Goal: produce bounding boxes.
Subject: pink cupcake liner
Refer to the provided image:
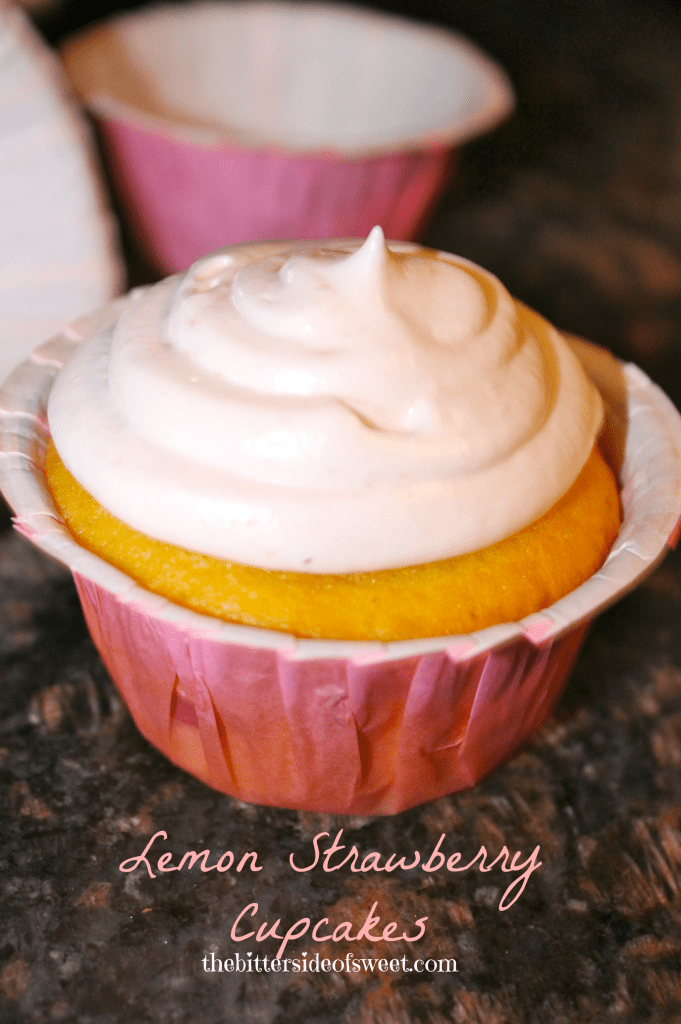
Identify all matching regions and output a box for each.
[2,316,681,814]
[94,118,456,274]
[73,573,589,814]
[59,2,513,272]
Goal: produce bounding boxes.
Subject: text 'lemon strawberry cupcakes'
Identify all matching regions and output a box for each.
[2,229,680,814]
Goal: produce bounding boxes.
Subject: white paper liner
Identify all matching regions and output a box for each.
[1,304,681,665]
[0,3,123,385]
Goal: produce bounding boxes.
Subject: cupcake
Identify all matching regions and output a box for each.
[1,230,680,815]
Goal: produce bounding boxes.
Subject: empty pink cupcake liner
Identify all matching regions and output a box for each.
[60,2,514,272]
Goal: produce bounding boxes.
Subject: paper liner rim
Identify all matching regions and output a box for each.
[59,1,515,158]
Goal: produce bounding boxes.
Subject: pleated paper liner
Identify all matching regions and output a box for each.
[1,316,680,814]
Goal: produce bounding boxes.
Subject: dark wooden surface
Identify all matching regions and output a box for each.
[2,1,681,1020]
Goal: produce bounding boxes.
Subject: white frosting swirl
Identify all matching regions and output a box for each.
[48,228,603,572]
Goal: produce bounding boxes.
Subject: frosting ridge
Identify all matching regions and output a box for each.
[48,229,604,572]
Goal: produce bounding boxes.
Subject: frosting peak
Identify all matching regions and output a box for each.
[48,233,604,572]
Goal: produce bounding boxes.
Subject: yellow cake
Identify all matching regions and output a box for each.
[45,441,619,641]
